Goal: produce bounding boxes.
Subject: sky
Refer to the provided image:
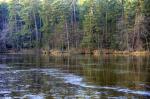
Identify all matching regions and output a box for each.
[79,0,87,5]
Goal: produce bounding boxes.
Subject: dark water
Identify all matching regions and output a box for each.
[0,54,150,99]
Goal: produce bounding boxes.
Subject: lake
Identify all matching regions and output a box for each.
[0,54,150,99]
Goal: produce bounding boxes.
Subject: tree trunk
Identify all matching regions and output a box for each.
[33,10,39,48]
[65,20,70,51]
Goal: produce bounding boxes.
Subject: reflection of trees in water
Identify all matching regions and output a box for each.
[3,54,149,93]
[48,55,150,90]
[39,55,150,91]
[123,56,149,90]
[145,56,150,91]
[82,55,118,86]
[0,54,150,98]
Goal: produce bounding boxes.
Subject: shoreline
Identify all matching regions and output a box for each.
[42,49,150,56]
[1,49,150,56]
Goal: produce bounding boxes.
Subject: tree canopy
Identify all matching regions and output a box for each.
[0,0,149,51]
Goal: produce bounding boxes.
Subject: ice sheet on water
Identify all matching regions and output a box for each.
[21,94,45,99]
[40,68,150,97]
[0,97,12,99]
[0,64,11,69]
[1,67,150,97]
[0,90,11,94]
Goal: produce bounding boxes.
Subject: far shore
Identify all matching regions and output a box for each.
[1,48,150,57]
[42,48,150,56]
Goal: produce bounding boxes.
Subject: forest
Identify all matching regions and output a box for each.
[0,0,150,54]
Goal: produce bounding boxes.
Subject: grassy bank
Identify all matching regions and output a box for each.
[2,48,149,56]
[42,48,150,56]
[93,50,150,56]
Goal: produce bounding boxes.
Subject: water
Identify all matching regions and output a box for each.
[0,54,150,99]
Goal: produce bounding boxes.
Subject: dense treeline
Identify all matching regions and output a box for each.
[0,0,150,52]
